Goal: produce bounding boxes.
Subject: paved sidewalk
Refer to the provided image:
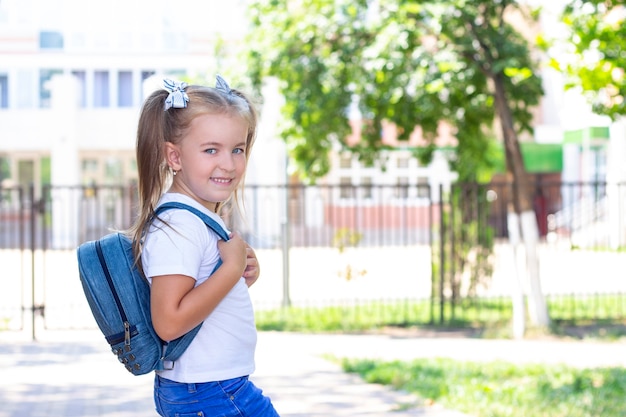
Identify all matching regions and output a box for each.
[1,330,625,417]
[253,333,470,417]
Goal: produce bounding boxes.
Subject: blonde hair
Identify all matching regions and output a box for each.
[128,81,258,268]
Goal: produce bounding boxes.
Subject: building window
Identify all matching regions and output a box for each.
[94,71,110,108]
[118,71,133,107]
[105,158,123,182]
[417,176,430,198]
[141,70,156,100]
[39,69,63,108]
[397,157,409,169]
[71,70,87,108]
[339,155,352,169]
[17,159,34,190]
[82,159,99,173]
[81,159,99,191]
[39,31,64,49]
[340,176,353,199]
[361,176,372,199]
[0,75,7,108]
[395,176,409,198]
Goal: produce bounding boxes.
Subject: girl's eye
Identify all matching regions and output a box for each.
[205,148,217,155]
[233,148,245,155]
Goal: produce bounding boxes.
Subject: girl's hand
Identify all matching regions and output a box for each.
[243,243,260,287]
[217,232,247,279]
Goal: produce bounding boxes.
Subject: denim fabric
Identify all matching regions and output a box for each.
[77,202,230,375]
[154,375,280,417]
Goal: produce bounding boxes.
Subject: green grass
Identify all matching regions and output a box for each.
[254,295,626,338]
[340,357,626,417]
[255,300,435,333]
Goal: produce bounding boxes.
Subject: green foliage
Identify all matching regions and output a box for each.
[332,227,363,253]
[332,227,367,281]
[557,0,626,119]
[342,357,626,417]
[246,0,542,183]
[429,183,496,325]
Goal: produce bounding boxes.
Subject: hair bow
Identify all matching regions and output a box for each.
[163,79,189,111]
[215,74,233,95]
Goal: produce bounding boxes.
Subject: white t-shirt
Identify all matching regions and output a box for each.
[142,193,257,383]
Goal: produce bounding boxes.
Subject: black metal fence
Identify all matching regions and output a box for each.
[2,181,626,250]
[1,180,626,333]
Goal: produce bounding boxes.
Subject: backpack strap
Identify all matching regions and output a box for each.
[156,202,230,241]
[152,201,231,370]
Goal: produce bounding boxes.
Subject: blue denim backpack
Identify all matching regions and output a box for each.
[76,202,229,375]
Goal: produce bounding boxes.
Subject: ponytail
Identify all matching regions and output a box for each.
[129,89,171,268]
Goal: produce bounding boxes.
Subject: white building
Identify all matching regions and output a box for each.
[0,0,254,191]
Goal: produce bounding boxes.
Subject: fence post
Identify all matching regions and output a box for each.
[438,184,445,324]
[281,184,291,307]
[429,185,435,325]
[29,183,36,341]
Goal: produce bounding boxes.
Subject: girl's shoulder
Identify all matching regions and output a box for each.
[157,193,228,230]
[151,195,226,245]
[153,208,211,239]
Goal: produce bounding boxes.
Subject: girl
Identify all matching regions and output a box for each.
[129,76,280,417]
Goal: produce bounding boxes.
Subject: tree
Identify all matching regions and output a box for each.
[246,0,550,332]
[556,0,626,120]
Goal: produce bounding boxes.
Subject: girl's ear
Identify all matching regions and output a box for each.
[164,142,182,171]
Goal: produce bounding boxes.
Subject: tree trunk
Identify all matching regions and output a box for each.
[492,74,550,329]
[506,212,526,339]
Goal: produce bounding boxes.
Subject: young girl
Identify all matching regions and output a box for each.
[129,76,280,417]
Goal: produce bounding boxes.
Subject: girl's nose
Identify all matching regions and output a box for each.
[218,153,236,171]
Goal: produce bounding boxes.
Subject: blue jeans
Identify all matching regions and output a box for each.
[154,374,280,417]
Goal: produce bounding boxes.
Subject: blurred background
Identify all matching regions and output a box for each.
[1,0,625,340]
